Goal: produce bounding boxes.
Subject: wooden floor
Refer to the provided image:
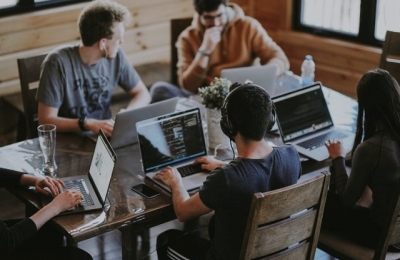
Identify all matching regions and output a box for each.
[0,188,338,260]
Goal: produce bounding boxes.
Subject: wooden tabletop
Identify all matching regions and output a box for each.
[0,133,176,245]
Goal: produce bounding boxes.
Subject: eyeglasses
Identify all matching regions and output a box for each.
[201,12,225,22]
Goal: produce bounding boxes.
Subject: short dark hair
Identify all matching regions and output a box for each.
[226,82,273,141]
[78,0,131,46]
[193,0,227,14]
[353,68,400,154]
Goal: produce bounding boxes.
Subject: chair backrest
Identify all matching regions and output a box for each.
[170,17,192,86]
[379,30,400,84]
[240,171,330,260]
[318,176,400,260]
[17,53,47,139]
[372,178,400,259]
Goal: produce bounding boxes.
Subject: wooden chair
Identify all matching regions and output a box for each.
[170,17,192,86]
[318,178,400,260]
[240,171,330,260]
[17,53,47,139]
[379,30,400,84]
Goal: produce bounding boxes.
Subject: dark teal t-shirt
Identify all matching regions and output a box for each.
[199,145,301,260]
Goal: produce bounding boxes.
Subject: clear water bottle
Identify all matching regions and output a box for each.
[301,55,315,86]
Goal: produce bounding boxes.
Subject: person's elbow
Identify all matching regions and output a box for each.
[175,207,193,222]
[38,103,57,125]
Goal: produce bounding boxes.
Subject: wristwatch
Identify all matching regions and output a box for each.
[198,49,211,57]
[78,116,87,131]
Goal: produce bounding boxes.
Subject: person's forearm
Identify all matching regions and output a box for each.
[39,116,81,132]
[180,58,209,93]
[126,90,151,110]
[29,204,61,230]
[19,174,40,187]
[170,180,191,222]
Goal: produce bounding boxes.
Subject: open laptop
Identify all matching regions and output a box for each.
[85,98,178,147]
[136,108,209,193]
[42,129,117,215]
[272,82,355,161]
[221,64,278,95]
[110,97,179,148]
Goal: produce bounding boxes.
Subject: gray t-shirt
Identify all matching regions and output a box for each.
[36,45,141,119]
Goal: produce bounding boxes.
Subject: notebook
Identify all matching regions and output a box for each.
[221,64,278,96]
[136,108,209,193]
[85,97,178,147]
[41,129,117,215]
[272,82,355,161]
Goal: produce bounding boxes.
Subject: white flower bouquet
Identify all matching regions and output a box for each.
[199,77,231,109]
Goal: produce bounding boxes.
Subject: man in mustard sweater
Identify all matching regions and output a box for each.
[150,0,289,102]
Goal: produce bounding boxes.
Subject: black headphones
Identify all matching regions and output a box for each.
[220,83,276,140]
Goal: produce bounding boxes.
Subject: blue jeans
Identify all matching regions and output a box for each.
[150,81,193,103]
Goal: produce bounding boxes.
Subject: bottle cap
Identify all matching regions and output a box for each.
[305,55,313,60]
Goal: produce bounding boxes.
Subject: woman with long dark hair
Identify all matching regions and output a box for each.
[323,68,400,249]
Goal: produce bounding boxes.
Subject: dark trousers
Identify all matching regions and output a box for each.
[150,81,192,103]
[157,216,215,260]
[4,219,92,260]
[157,229,211,260]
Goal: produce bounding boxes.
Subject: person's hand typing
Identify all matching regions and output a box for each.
[50,189,84,213]
[193,156,226,172]
[325,139,347,159]
[85,118,114,136]
[154,166,182,188]
[35,176,65,196]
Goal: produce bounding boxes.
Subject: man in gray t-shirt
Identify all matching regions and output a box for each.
[36,1,151,136]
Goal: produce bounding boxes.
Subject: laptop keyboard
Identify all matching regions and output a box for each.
[297,131,348,150]
[177,164,203,177]
[64,179,94,206]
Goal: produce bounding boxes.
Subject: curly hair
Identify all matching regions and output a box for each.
[78,0,131,46]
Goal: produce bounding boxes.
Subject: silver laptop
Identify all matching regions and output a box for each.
[136,108,209,193]
[221,64,278,95]
[85,98,178,147]
[42,129,117,215]
[272,82,355,161]
[110,97,179,148]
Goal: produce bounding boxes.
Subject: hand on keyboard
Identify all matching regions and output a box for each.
[325,139,347,159]
[50,189,84,213]
[193,156,227,172]
[153,166,181,188]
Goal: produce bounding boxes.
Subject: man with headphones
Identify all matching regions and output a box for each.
[36,1,151,137]
[154,82,301,260]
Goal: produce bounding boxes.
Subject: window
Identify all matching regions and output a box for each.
[0,0,91,17]
[293,0,400,47]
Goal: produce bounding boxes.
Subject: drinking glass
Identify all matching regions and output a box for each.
[37,124,57,176]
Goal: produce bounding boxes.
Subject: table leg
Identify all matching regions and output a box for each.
[121,225,138,260]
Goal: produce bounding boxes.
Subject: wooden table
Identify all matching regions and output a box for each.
[0,86,358,259]
[0,133,176,259]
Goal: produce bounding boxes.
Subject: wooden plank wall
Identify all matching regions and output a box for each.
[0,0,383,98]
[0,0,196,95]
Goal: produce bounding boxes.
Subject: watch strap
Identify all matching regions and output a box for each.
[78,116,87,131]
[198,49,211,57]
